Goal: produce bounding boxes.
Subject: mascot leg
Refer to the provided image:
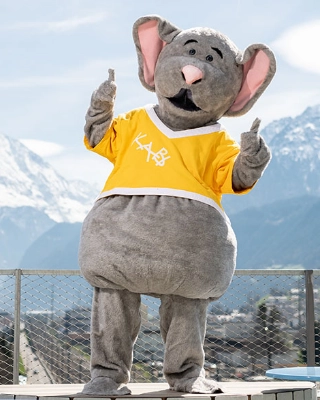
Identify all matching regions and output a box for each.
[159,294,222,394]
[82,287,141,395]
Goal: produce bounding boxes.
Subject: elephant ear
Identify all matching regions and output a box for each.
[132,15,181,92]
[225,44,276,117]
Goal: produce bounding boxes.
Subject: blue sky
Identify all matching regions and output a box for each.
[1,0,320,187]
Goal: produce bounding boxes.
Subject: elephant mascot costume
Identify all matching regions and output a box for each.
[79,14,276,395]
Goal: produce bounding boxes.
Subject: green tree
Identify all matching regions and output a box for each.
[249,301,288,371]
[298,321,320,365]
[0,327,14,383]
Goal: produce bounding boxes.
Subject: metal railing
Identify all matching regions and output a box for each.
[0,269,319,385]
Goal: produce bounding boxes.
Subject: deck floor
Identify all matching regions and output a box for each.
[0,382,317,400]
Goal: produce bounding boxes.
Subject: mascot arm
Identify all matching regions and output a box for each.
[232,118,271,192]
[85,69,117,148]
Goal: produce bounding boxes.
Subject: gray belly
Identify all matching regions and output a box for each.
[79,195,237,300]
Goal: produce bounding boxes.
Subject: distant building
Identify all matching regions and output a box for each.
[25,310,54,325]
[63,307,91,345]
[134,327,164,362]
[134,304,164,363]
[0,312,13,330]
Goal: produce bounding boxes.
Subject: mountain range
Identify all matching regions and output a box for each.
[234,195,320,270]
[0,132,98,269]
[0,132,97,224]
[223,104,320,214]
[1,104,320,271]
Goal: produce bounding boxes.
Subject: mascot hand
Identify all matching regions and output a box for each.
[85,69,117,147]
[249,117,261,134]
[232,118,271,191]
[92,69,117,105]
[239,118,269,158]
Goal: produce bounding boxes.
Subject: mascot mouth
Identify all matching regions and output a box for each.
[167,89,201,112]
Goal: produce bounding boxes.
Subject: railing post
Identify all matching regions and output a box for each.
[305,269,316,366]
[13,269,22,384]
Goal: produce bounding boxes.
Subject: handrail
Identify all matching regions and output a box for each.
[0,268,317,383]
[1,268,319,276]
[305,270,316,366]
[13,269,21,384]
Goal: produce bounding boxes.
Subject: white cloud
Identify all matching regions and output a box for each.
[48,150,113,187]
[20,139,65,157]
[46,14,107,32]
[272,20,320,74]
[0,58,137,88]
[2,13,107,33]
[0,75,92,89]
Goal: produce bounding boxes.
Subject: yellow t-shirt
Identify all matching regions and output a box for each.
[84,105,248,220]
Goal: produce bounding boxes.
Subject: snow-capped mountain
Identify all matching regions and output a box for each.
[223,104,320,214]
[0,132,98,223]
[265,104,320,196]
[270,105,320,166]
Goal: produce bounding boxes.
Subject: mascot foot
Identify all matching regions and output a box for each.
[171,376,223,394]
[81,377,131,395]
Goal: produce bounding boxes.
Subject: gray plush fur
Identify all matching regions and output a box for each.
[79,14,276,395]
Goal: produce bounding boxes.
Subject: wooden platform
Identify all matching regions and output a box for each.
[0,382,317,400]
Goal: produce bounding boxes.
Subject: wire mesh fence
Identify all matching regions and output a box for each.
[0,269,318,385]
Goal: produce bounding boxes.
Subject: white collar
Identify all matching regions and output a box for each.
[144,104,224,139]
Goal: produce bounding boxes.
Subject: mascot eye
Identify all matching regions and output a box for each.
[189,49,196,55]
[206,55,213,62]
